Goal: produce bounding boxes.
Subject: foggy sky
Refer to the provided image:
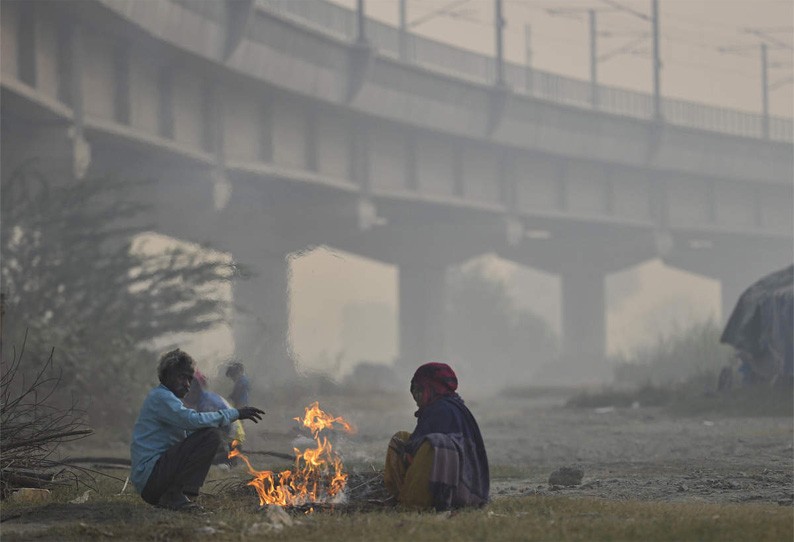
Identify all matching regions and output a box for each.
[333,0,793,117]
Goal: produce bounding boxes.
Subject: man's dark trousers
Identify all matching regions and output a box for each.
[141,428,222,505]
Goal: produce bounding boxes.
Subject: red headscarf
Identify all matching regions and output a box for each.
[410,362,458,408]
[194,370,208,389]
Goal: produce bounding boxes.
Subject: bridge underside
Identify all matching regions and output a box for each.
[2,0,792,387]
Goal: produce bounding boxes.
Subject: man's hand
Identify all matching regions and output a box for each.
[237,406,266,423]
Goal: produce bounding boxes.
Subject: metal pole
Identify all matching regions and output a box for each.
[651,0,661,119]
[761,42,770,139]
[524,24,533,94]
[399,0,408,60]
[589,10,598,108]
[357,0,366,44]
[495,0,504,86]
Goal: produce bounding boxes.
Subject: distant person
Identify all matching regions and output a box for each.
[130,349,264,512]
[385,362,490,511]
[182,371,246,467]
[225,362,251,408]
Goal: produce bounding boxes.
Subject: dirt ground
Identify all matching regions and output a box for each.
[242,387,794,507]
[2,387,792,538]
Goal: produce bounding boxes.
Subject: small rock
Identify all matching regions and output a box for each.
[260,505,294,528]
[677,484,688,492]
[195,526,216,535]
[70,490,91,504]
[548,466,584,487]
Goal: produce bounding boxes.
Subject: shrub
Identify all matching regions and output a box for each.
[612,319,735,390]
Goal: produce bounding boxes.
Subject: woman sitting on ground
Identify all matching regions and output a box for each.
[385,362,489,511]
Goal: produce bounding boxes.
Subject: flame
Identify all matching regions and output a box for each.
[229,402,357,508]
[294,401,357,438]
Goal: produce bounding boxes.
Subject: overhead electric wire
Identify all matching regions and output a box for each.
[596,0,649,22]
[744,28,793,50]
[398,0,792,88]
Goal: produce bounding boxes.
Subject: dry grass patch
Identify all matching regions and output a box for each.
[3,479,791,542]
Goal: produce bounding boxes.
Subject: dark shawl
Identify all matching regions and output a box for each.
[406,394,490,511]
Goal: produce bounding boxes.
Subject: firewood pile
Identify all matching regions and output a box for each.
[213,469,392,513]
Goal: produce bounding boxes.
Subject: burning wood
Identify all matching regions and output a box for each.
[229,402,357,509]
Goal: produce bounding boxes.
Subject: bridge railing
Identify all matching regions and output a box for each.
[257,0,792,142]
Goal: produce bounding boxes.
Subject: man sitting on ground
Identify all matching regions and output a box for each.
[130,349,265,511]
[385,362,490,511]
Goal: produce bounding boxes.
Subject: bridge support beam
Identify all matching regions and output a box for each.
[560,268,607,374]
[662,237,793,325]
[398,260,447,374]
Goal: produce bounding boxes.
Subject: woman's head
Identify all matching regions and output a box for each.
[410,362,458,408]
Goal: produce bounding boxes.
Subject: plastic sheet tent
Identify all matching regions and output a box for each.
[721,265,793,380]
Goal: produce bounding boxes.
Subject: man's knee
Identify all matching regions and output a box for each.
[192,427,223,447]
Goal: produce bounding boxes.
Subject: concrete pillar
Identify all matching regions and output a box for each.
[230,246,296,386]
[398,260,447,373]
[560,268,606,367]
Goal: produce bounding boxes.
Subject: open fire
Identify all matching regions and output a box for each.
[229,402,357,508]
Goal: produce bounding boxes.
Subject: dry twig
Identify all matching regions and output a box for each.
[0,330,94,497]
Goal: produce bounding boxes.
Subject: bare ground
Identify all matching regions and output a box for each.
[2,387,791,538]
[236,387,793,507]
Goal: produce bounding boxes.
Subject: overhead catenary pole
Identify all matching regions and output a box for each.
[399,0,408,60]
[524,24,533,93]
[651,0,661,119]
[761,42,770,139]
[495,0,505,87]
[589,9,598,107]
[357,0,366,44]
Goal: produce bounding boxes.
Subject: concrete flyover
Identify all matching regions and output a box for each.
[2,0,792,382]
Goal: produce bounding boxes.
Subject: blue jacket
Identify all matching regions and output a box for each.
[130,384,239,493]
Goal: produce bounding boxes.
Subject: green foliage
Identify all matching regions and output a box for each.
[612,319,735,389]
[445,262,558,392]
[0,165,237,427]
